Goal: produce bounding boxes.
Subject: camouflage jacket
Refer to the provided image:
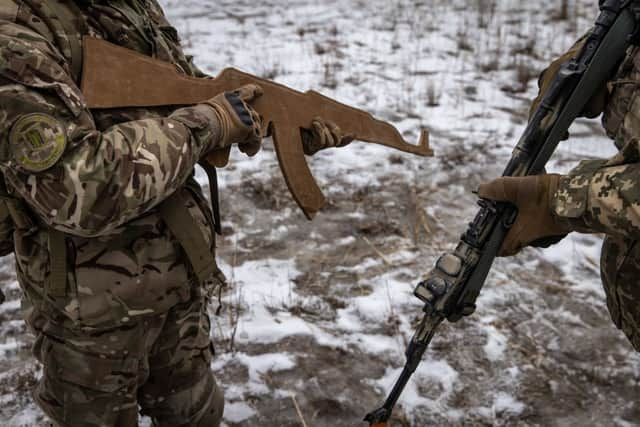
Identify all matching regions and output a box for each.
[0,0,224,327]
[552,45,640,240]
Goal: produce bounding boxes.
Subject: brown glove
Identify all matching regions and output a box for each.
[204,84,264,157]
[301,117,354,156]
[477,174,571,257]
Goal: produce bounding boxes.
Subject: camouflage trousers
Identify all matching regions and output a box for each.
[601,235,640,352]
[26,294,224,427]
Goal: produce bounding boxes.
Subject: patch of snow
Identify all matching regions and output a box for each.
[483,324,508,362]
[0,338,20,356]
[236,352,297,384]
[6,407,42,427]
[372,357,459,420]
[224,402,257,424]
[492,392,526,416]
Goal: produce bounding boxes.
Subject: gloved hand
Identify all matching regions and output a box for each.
[530,32,609,120]
[477,174,572,256]
[204,84,264,157]
[301,117,354,155]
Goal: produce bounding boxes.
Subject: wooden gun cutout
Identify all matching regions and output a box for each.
[80,37,432,219]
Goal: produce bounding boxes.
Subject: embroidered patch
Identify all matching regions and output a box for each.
[9,113,67,172]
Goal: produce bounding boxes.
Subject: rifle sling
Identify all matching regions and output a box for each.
[199,162,222,236]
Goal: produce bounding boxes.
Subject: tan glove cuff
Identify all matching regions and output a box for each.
[202,98,251,150]
[203,102,232,148]
[202,90,263,157]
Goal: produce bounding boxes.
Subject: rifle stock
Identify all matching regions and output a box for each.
[80,37,432,219]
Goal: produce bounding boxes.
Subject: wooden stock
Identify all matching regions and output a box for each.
[80,37,432,219]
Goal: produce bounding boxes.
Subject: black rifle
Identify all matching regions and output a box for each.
[365,1,640,425]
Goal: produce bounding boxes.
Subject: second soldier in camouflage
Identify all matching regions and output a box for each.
[479,36,640,353]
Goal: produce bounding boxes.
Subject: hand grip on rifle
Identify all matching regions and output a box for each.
[203,85,264,161]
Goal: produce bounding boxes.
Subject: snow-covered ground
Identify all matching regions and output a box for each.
[2,1,639,426]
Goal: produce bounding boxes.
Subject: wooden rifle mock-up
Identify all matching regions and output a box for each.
[80,37,432,220]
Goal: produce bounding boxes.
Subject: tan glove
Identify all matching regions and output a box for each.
[204,84,264,157]
[301,117,354,155]
[477,174,571,257]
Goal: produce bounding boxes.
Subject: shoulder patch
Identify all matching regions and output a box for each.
[9,113,67,172]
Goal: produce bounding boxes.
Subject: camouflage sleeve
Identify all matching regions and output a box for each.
[552,139,640,238]
[0,23,220,237]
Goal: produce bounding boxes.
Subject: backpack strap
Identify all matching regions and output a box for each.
[0,174,67,297]
[0,175,31,231]
[158,188,221,286]
[157,162,223,286]
[23,0,87,82]
[42,0,87,82]
[47,230,68,297]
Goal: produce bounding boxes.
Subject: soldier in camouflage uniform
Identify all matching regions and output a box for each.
[0,1,352,426]
[479,35,640,352]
